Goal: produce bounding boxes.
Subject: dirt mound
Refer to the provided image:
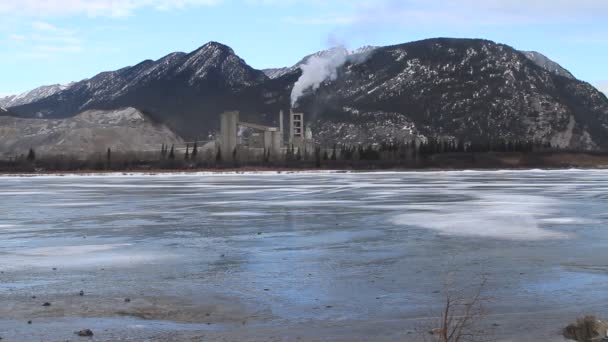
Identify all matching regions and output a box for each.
[0,107,183,157]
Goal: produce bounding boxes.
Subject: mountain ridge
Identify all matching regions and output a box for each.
[4,38,608,151]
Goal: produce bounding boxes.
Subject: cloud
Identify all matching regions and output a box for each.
[36,45,82,53]
[32,21,61,31]
[8,34,27,42]
[0,0,223,17]
[6,21,82,57]
[284,0,608,27]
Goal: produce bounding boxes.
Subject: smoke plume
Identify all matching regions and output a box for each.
[290,46,349,108]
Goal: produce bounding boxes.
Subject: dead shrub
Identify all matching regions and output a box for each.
[563,315,607,342]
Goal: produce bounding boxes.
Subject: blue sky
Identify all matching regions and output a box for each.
[1,0,607,96]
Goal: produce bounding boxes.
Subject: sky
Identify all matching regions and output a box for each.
[0,0,607,96]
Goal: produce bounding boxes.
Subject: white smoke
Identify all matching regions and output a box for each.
[290,46,349,108]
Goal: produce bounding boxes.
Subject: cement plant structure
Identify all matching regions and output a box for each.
[219,110,312,161]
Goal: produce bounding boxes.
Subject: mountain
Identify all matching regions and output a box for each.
[0,107,183,157]
[0,84,72,108]
[8,42,269,139]
[292,39,607,149]
[5,38,608,150]
[522,51,575,80]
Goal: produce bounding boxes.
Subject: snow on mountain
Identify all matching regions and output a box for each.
[0,83,73,108]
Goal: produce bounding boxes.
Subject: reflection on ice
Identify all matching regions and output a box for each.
[0,243,176,270]
[391,194,569,240]
[211,211,267,217]
[18,244,131,256]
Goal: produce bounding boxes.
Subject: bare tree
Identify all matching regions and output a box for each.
[424,276,491,342]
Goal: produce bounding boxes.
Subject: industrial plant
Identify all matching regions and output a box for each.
[219,110,314,161]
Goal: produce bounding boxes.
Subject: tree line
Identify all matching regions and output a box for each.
[0,137,595,173]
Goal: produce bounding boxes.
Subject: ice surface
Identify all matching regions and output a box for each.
[1,170,608,341]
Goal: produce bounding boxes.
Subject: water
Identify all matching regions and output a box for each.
[1,170,607,341]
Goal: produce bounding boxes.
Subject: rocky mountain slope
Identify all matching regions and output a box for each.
[5,38,608,150]
[0,107,183,157]
[0,84,72,108]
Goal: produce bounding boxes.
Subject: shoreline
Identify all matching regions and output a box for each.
[1,165,608,177]
[3,151,608,176]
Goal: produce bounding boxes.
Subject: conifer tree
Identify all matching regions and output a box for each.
[216,147,222,162]
[191,142,198,159]
[161,144,168,158]
[169,145,175,160]
[315,147,321,168]
[185,144,190,160]
[26,148,36,162]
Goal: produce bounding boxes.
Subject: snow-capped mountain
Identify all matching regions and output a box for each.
[0,84,72,108]
[6,38,608,150]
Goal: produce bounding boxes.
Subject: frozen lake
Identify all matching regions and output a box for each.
[1,170,608,341]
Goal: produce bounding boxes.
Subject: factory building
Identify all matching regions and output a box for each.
[219,110,313,161]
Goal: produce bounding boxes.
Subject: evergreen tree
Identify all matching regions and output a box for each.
[169,145,175,160]
[191,142,198,159]
[323,150,329,161]
[331,144,337,160]
[216,147,222,162]
[26,148,36,162]
[314,147,321,168]
[160,144,165,157]
[185,144,190,160]
[286,145,294,161]
[106,148,111,167]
